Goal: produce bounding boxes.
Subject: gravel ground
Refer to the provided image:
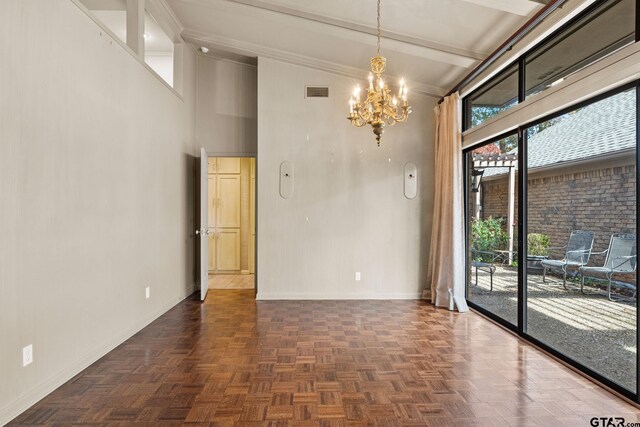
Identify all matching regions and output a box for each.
[469,266,637,392]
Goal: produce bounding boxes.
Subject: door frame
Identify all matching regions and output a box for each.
[205,153,257,295]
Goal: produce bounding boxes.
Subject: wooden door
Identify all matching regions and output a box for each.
[217,175,241,228]
[217,157,241,174]
[209,158,243,274]
[208,175,216,271]
[249,158,256,274]
[217,229,241,271]
[198,148,209,301]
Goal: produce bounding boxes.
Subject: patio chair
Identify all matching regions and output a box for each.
[579,233,637,301]
[471,250,497,291]
[541,230,595,289]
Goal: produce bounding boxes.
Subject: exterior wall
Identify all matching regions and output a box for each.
[481,162,636,281]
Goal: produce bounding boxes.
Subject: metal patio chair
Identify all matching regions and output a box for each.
[579,233,637,301]
[471,250,498,291]
[541,230,595,289]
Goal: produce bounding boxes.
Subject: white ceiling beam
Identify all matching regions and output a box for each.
[182,29,448,98]
[126,0,145,56]
[225,0,485,61]
[458,0,542,16]
[179,0,484,67]
[78,0,127,10]
[146,0,185,42]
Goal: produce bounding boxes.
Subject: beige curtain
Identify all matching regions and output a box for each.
[423,92,469,312]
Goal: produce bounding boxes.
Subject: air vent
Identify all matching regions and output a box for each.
[306,86,329,98]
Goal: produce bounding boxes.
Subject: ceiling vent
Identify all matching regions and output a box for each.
[306,86,329,98]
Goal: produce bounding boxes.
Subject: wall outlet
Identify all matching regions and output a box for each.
[22,344,33,367]
[145,286,150,299]
[355,272,361,281]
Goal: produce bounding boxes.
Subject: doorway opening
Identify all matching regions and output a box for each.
[206,157,256,290]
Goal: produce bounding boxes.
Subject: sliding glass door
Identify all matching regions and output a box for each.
[466,134,519,327]
[465,85,639,399]
[524,87,637,393]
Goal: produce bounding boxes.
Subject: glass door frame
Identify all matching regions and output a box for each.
[463,129,521,333]
[463,81,640,403]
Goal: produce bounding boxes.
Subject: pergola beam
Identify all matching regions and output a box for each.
[474,160,517,168]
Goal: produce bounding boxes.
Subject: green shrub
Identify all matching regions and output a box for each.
[528,233,550,257]
[471,217,509,262]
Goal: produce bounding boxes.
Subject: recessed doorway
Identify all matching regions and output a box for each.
[206,156,255,290]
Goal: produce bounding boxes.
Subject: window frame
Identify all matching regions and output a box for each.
[463,0,639,132]
[463,80,640,403]
[463,129,520,332]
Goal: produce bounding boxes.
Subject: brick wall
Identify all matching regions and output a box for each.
[480,162,636,282]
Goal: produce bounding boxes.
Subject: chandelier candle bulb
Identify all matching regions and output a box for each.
[368,73,374,90]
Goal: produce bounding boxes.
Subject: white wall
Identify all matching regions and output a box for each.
[256,57,436,299]
[196,55,257,155]
[0,1,197,423]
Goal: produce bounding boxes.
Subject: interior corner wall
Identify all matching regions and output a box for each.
[256,57,437,300]
[0,1,197,424]
[196,55,257,155]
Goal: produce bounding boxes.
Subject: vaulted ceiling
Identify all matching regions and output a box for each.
[168,0,548,97]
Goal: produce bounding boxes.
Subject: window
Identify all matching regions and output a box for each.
[464,62,519,130]
[462,0,640,404]
[466,133,519,326]
[79,0,127,45]
[463,0,637,131]
[77,0,179,90]
[525,0,635,99]
[524,88,637,392]
[144,10,174,87]
[465,84,639,400]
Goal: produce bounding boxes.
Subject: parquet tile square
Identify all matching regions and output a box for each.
[8,290,640,426]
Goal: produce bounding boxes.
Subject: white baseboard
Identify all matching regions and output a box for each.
[256,292,423,300]
[0,290,193,426]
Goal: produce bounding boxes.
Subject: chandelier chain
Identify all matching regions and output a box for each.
[376,0,381,56]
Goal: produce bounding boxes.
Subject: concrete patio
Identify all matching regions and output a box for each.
[469,265,637,392]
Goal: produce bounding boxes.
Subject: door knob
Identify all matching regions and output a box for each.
[195,230,200,235]
[206,229,211,235]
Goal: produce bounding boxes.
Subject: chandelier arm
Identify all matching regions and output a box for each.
[357,108,373,123]
[353,118,368,127]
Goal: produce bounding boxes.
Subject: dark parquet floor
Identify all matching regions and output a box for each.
[9,290,640,426]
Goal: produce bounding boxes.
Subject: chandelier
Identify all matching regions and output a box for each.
[348,0,411,146]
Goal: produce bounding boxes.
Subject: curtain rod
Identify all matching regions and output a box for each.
[439,0,569,103]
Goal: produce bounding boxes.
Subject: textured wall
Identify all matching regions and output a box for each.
[0,1,196,423]
[256,57,437,299]
[196,55,257,155]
